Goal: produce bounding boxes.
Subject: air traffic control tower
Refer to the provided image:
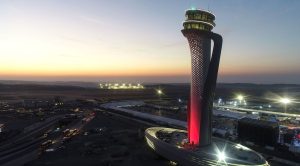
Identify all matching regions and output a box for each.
[182,9,221,147]
[145,8,269,166]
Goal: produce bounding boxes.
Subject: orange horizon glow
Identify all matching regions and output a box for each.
[1,1,299,83]
[1,58,298,78]
[0,64,189,77]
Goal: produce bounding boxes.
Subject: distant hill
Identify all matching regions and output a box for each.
[0,83,86,91]
[0,80,98,88]
[1,80,299,89]
[0,81,299,108]
[217,83,300,89]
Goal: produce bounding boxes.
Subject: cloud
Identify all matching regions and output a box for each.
[57,54,82,58]
[79,15,104,25]
[60,35,86,43]
[59,35,98,46]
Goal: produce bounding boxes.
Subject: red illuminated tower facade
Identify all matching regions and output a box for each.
[144,8,268,166]
[182,9,223,146]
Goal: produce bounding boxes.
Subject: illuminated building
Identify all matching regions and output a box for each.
[182,8,222,146]
[99,83,144,89]
[145,127,268,166]
[145,8,268,166]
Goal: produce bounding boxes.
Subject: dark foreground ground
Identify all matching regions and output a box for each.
[25,110,290,166]
[26,111,168,166]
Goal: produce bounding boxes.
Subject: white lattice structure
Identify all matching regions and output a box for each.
[186,34,211,98]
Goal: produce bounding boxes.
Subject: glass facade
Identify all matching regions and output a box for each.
[183,9,215,31]
[183,23,212,31]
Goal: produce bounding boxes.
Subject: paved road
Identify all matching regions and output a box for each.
[27,110,169,166]
[0,115,63,152]
[216,105,300,118]
[0,114,93,166]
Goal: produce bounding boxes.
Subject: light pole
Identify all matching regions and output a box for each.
[156,89,163,116]
[236,95,244,106]
[279,97,291,113]
[156,89,163,102]
[157,89,162,96]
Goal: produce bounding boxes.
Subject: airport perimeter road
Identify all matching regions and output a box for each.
[0,115,64,152]
[48,113,95,151]
[27,111,169,166]
[0,114,94,166]
[0,116,63,166]
[216,105,300,118]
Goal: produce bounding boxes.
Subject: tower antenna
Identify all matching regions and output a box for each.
[208,0,211,12]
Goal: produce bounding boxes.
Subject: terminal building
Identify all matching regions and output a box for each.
[99,83,144,89]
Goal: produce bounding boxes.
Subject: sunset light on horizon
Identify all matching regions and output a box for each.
[2,2,300,165]
[1,0,300,83]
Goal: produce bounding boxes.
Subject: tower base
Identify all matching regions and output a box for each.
[145,127,269,166]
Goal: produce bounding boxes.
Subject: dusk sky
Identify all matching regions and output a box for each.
[0,0,299,83]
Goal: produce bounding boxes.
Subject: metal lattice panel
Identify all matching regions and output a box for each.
[182,30,215,146]
[186,33,211,99]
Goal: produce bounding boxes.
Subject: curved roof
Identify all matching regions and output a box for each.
[185,9,216,20]
[183,20,215,28]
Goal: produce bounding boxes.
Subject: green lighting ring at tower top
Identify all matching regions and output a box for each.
[183,9,216,31]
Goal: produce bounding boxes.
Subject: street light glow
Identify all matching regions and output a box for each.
[217,151,226,161]
[157,89,163,95]
[278,97,292,113]
[237,95,244,101]
[215,146,227,163]
[279,98,291,104]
